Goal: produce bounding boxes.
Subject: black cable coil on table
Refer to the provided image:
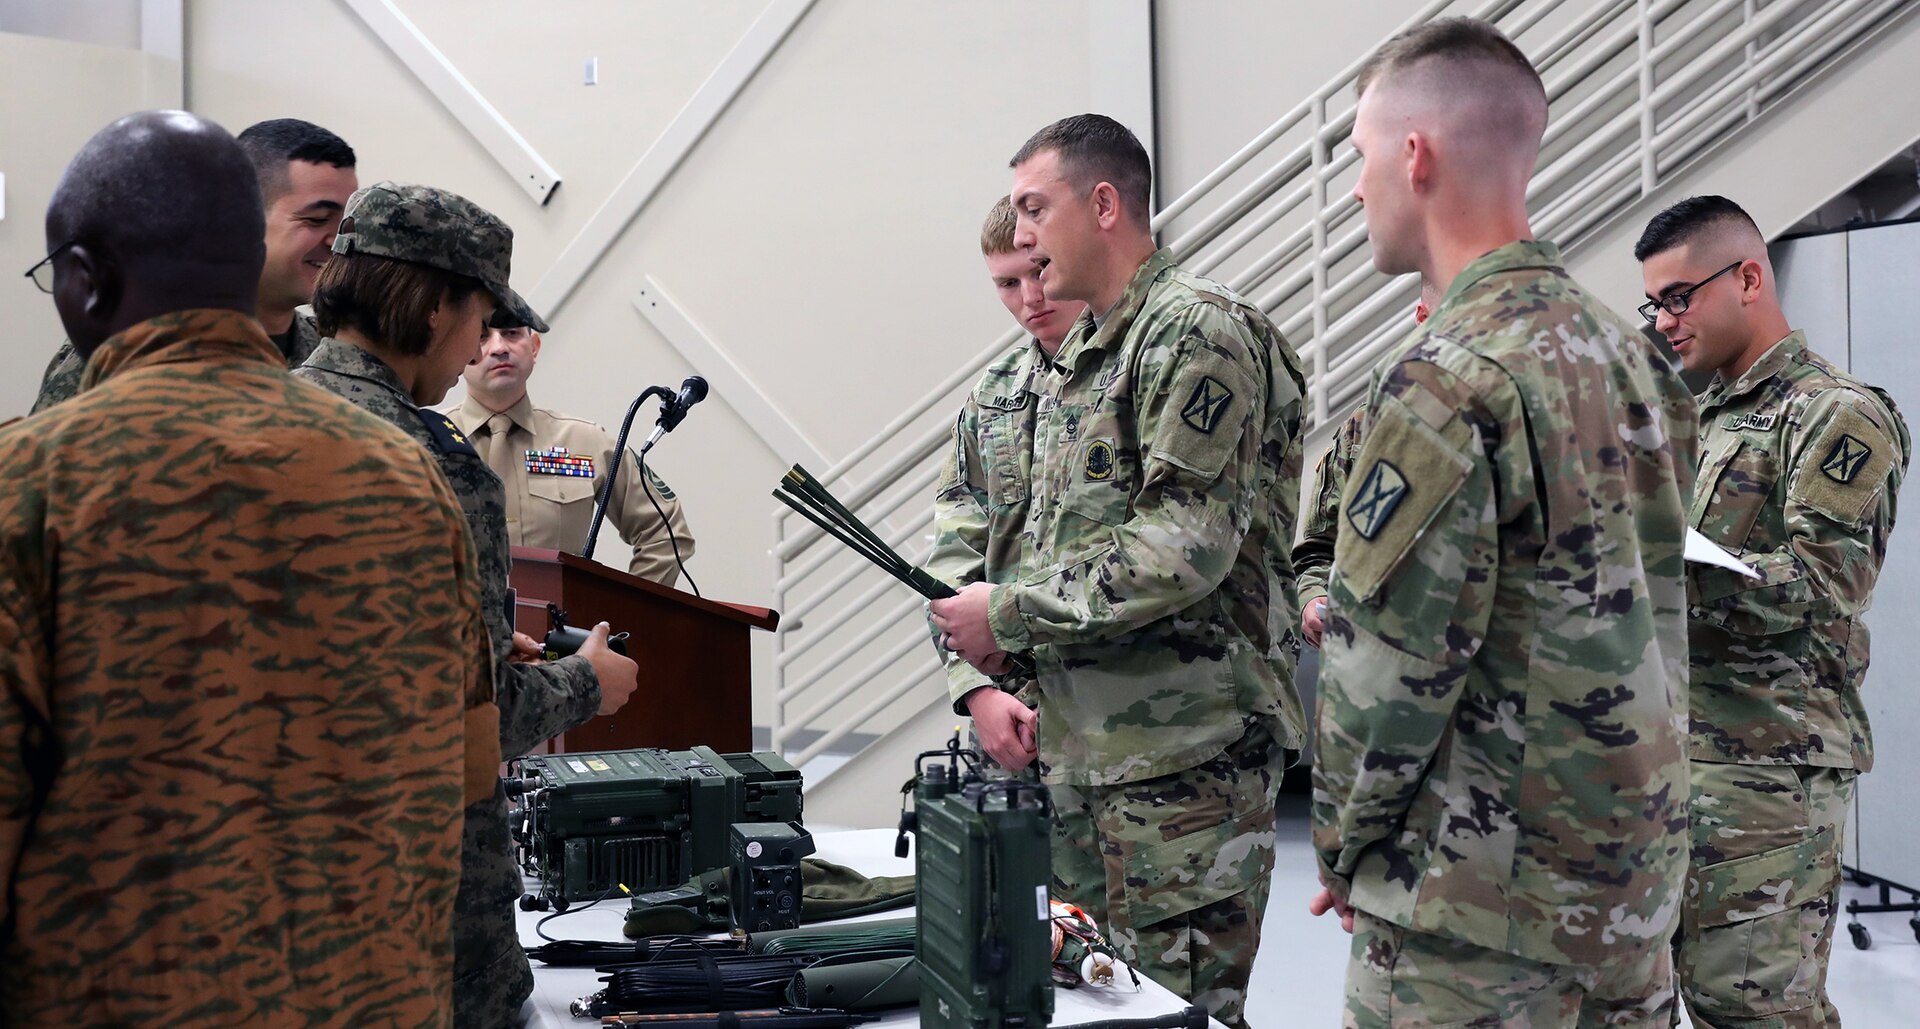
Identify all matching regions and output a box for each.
[575,946,817,1019]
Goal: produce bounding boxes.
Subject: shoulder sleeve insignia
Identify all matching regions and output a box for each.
[418,410,479,458]
[1180,375,1234,435]
[1346,459,1409,540]
[1820,434,1872,484]
[1084,439,1116,481]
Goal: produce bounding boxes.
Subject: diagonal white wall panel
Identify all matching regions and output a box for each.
[532,0,816,319]
[633,275,828,471]
[338,0,563,204]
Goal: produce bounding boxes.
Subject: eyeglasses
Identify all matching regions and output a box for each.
[1639,260,1742,322]
[23,241,77,294]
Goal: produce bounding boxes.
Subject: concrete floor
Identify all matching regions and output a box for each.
[1248,796,1920,1028]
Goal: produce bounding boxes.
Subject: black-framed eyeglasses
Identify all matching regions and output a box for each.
[23,241,77,294]
[1639,260,1742,322]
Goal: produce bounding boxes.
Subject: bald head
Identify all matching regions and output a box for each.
[1357,18,1547,182]
[46,111,265,355]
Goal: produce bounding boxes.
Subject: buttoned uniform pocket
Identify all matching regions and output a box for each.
[978,401,1034,509]
[1056,388,1135,531]
[1681,763,1846,1018]
[1690,434,1775,561]
[528,474,599,506]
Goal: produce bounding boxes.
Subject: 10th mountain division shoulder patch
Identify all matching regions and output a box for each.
[1181,376,1233,434]
[1347,459,1409,540]
[1821,433,1872,484]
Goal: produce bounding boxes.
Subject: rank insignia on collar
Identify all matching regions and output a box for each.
[526,447,595,478]
[1181,375,1233,434]
[1347,459,1409,540]
[1084,439,1116,481]
[1821,434,1872,484]
[1722,411,1778,432]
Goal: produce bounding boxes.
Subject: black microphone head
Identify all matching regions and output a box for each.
[679,375,709,405]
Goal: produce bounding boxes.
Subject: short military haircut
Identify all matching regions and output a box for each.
[1634,195,1762,261]
[237,118,356,202]
[980,196,1018,256]
[313,252,485,356]
[1010,114,1152,228]
[1356,17,1544,112]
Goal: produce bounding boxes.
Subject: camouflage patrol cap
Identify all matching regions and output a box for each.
[332,181,549,333]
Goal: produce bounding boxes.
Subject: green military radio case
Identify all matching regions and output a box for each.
[904,744,1053,1029]
[515,746,803,906]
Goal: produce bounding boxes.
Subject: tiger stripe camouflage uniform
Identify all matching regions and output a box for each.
[1314,241,1698,1027]
[295,181,601,1029]
[981,248,1306,1029]
[300,337,594,1027]
[31,308,323,414]
[1680,329,1908,1028]
[0,309,497,1025]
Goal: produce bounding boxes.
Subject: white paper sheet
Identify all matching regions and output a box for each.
[1685,527,1758,578]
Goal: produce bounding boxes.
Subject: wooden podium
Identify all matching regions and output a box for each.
[507,547,777,753]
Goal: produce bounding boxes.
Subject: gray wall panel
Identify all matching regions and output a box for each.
[1837,221,1920,888]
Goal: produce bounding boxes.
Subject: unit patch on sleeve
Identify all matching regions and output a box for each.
[1346,460,1409,540]
[1820,434,1872,484]
[527,447,595,478]
[1180,375,1234,435]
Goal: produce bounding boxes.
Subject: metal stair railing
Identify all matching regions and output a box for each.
[768,0,1919,780]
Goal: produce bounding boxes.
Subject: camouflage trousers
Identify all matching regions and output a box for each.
[1345,910,1674,1028]
[1048,720,1282,1029]
[1677,762,1854,1029]
[455,787,535,1029]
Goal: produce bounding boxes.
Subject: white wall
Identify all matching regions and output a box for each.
[0,30,180,420]
[176,0,1091,750]
[0,0,142,50]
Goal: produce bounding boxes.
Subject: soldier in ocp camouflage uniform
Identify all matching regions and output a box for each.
[926,195,1086,897]
[30,118,355,414]
[1314,22,1697,1027]
[1294,280,1437,649]
[295,182,640,1029]
[932,116,1305,1029]
[2,111,496,1027]
[1636,195,1910,1029]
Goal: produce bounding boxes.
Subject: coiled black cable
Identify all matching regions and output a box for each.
[580,945,817,1018]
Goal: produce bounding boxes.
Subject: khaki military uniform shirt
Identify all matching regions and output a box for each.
[1688,330,1908,770]
[983,248,1308,787]
[451,394,695,586]
[1313,241,1699,967]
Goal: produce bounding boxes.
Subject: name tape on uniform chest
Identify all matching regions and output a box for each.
[526,446,596,478]
[1721,411,1778,432]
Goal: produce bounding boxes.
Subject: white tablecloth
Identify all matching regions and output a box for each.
[518,828,1224,1029]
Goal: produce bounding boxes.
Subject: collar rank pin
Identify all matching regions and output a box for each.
[525,447,595,478]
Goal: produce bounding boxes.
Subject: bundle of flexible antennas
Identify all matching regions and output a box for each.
[772,465,956,600]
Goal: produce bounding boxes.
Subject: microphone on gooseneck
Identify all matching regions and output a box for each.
[652,375,709,436]
[581,375,706,596]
